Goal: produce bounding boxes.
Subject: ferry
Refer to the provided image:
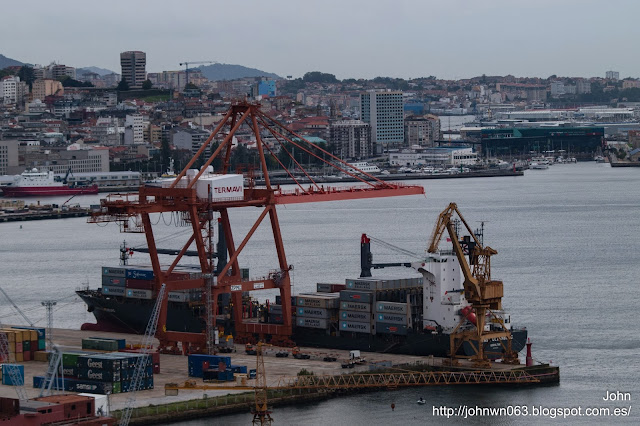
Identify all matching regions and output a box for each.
[0,168,98,197]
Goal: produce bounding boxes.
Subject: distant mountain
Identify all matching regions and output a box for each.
[77,66,117,76]
[196,63,280,81]
[0,54,24,69]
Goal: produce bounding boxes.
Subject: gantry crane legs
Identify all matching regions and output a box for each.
[89,101,424,354]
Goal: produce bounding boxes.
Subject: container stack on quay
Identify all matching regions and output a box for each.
[187,354,248,382]
[267,277,424,337]
[0,326,46,387]
[101,265,203,302]
[33,351,154,395]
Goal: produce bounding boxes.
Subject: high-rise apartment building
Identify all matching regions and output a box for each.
[605,71,619,81]
[330,120,372,160]
[360,90,404,154]
[120,51,147,89]
[404,115,441,147]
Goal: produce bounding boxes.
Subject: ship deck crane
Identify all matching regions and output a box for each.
[428,203,518,367]
[88,101,424,354]
[179,61,217,86]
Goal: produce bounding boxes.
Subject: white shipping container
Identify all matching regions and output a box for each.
[196,174,244,201]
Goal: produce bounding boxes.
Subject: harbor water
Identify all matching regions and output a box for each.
[1,162,638,424]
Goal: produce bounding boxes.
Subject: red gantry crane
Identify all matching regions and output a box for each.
[89,101,424,353]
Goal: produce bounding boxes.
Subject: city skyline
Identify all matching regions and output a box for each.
[2,0,640,80]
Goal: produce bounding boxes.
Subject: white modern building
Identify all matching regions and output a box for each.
[1,76,23,104]
[124,114,145,145]
[360,90,404,154]
[389,147,477,167]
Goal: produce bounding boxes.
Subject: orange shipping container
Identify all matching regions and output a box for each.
[15,353,23,362]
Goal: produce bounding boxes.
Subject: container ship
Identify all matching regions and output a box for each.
[77,243,527,358]
[0,168,98,197]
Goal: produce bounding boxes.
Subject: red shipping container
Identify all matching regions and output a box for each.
[24,351,31,361]
[16,342,22,353]
[153,363,160,374]
[126,278,155,290]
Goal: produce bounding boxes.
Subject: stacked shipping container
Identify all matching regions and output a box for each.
[0,326,46,364]
[33,352,154,395]
[101,265,204,302]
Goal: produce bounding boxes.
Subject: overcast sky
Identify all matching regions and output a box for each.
[3,0,639,80]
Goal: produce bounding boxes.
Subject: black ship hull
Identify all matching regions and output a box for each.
[76,290,527,357]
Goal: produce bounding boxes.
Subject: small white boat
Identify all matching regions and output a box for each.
[417,398,426,405]
[529,162,549,170]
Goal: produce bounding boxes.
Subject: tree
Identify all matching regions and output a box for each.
[184,82,199,90]
[117,78,129,91]
[17,65,35,90]
[142,79,153,90]
[302,71,339,84]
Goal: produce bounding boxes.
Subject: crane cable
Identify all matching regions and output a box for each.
[366,235,423,260]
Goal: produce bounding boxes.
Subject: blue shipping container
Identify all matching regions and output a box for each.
[125,269,154,280]
[2,364,24,386]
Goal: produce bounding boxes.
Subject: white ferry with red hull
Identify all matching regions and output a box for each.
[0,168,98,197]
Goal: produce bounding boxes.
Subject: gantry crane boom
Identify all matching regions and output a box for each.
[89,102,424,354]
[179,61,217,86]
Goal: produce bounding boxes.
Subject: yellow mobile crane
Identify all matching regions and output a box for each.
[428,203,519,367]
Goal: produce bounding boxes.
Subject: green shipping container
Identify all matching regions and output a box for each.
[62,352,88,368]
[23,341,31,352]
[38,339,46,351]
[112,382,121,394]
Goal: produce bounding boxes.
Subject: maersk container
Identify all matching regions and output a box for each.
[376,313,407,325]
[340,301,371,312]
[296,317,328,329]
[317,283,346,293]
[375,322,408,335]
[101,286,125,296]
[296,307,330,319]
[339,321,371,334]
[101,276,126,287]
[296,294,339,309]
[346,279,385,291]
[126,288,154,299]
[168,291,189,302]
[339,290,372,304]
[102,267,127,277]
[125,268,155,281]
[339,310,370,323]
[269,304,282,314]
[1,364,24,386]
[375,301,408,315]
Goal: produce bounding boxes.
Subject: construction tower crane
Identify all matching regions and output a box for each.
[89,101,424,354]
[427,203,518,366]
[179,61,217,86]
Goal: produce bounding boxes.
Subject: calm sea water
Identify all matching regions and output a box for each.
[1,162,639,424]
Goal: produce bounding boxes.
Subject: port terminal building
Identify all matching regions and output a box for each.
[479,127,605,158]
[389,147,477,167]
